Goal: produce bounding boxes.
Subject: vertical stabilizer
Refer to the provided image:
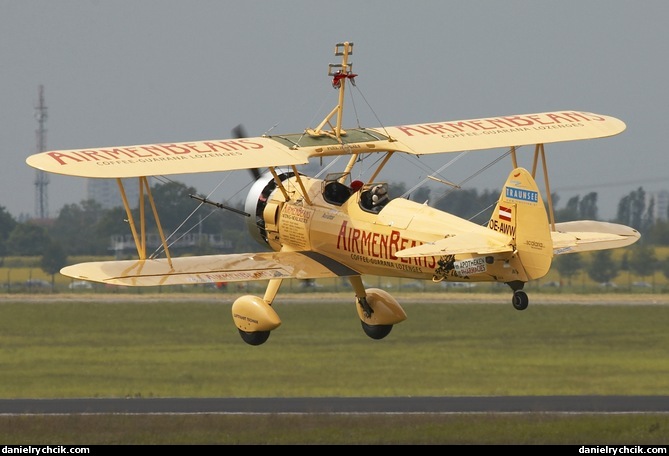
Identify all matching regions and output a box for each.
[488,167,553,280]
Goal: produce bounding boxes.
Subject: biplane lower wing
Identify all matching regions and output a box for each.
[60,251,360,287]
[551,221,640,255]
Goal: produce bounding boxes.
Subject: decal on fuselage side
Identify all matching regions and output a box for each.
[335,220,437,271]
[434,255,456,280]
[498,205,512,221]
[279,204,314,249]
[433,255,489,281]
[488,219,516,237]
[453,257,487,276]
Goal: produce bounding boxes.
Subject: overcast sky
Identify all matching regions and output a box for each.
[2,1,667,221]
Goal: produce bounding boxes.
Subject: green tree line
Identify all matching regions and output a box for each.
[1,181,668,287]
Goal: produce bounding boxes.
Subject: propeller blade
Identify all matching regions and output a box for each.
[232,124,248,139]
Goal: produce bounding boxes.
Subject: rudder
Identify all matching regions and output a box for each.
[488,167,553,280]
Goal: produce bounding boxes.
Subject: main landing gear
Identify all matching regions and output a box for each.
[356,295,393,339]
[230,277,409,346]
[350,276,407,341]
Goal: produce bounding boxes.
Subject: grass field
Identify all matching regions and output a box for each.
[1,292,668,444]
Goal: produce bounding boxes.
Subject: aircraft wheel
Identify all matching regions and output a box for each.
[238,329,271,346]
[512,291,529,311]
[361,321,393,340]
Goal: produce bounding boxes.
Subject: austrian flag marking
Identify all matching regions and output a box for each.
[499,206,512,222]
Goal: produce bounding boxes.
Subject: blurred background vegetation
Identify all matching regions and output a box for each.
[1,180,668,293]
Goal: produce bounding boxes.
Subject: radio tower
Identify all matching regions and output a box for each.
[34,84,49,219]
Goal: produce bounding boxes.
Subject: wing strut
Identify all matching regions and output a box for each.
[117,179,142,257]
[116,177,173,267]
[368,151,395,183]
[291,165,312,205]
[514,143,556,231]
[535,144,557,231]
[339,153,359,185]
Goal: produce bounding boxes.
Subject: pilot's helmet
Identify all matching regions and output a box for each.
[371,184,388,206]
[372,184,387,195]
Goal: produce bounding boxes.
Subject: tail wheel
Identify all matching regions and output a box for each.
[238,329,271,346]
[512,290,529,311]
[361,321,393,340]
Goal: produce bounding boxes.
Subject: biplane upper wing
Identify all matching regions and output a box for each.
[25,136,312,179]
[25,111,625,179]
[550,221,641,255]
[379,111,626,156]
[60,250,360,287]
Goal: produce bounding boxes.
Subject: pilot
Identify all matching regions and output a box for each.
[371,184,388,209]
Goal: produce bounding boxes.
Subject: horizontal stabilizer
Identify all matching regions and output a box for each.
[60,251,359,287]
[551,221,640,254]
[394,231,513,258]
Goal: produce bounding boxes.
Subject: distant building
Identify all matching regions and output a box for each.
[86,178,141,210]
[652,190,669,221]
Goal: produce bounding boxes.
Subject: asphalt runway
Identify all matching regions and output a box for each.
[1,396,669,415]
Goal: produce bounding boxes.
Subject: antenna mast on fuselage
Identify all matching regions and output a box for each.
[306,42,355,140]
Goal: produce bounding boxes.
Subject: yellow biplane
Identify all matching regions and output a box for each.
[26,42,640,345]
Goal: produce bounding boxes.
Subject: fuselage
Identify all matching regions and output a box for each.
[253,175,528,284]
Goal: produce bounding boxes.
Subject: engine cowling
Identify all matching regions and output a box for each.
[244,169,295,247]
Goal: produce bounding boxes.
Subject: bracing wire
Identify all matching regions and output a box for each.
[149,173,232,259]
[350,83,389,137]
[431,148,514,207]
[468,200,498,224]
[401,152,469,198]
[150,209,218,259]
[314,155,344,178]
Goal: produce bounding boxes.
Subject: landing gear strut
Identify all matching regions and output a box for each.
[357,295,374,318]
